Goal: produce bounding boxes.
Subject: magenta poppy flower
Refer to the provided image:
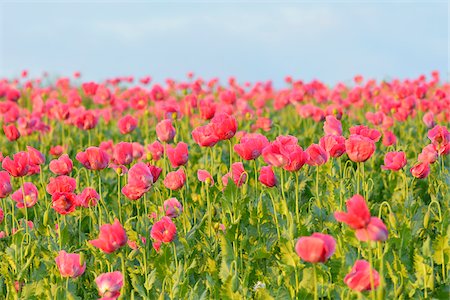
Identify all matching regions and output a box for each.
[197,169,214,185]
[222,162,247,187]
[345,135,376,163]
[259,166,277,187]
[113,142,134,166]
[306,144,328,166]
[90,219,128,253]
[117,115,138,135]
[233,133,269,160]
[76,187,99,207]
[192,125,220,147]
[381,151,407,171]
[76,147,109,170]
[166,142,189,168]
[323,115,342,136]
[344,260,380,292]
[151,216,177,243]
[295,233,336,263]
[55,250,86,278]
[410,162,430,179]
[3,124,20,141]
[210,112,237,141]
[49,154,73,175]
[163,198,183,218]
[155,119,176,143]
[0,171,12,198]
[163,169,186,191]
[12,182,39,208]
[51,192,77,215]
[95,271,123,299]
[2,151,30,177]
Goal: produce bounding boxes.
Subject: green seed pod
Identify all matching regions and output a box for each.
[116,167,123,176]
[43,209,49,227]
[388,213,396,230]
[79,252,85,266]
[146,152,153,162]
[423,210,430,229]
[231,273,239,292]
[213,222,220,231]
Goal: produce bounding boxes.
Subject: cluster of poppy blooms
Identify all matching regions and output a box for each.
[295,194,388,292]
[0,71,449,297]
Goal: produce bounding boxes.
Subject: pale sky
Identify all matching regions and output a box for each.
[0,1,448,85]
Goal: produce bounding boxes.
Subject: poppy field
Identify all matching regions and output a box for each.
[0,71,449,299]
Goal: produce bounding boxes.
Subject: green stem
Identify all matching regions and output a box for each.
[368,243,376,300]
[356,162,360,195]
[313,264,318,300]
[295,171,300,226]
[228,139,233,171]
[315,166,320,207]
[206,183,212,237]
[117,174,122,223]
[20,177,29,242]
[267,190,281,240]
[65,277,69,298]
[172,242,178,270]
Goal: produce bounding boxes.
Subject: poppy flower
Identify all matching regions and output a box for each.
[418,144,438,164]
[52,192,77,215]
[55,250,86,278]
[345,135,376,163]
[12,182,39,208]
[344,260,380,292]
[151,216,177,243]
[306,144,328,166]
[427,125,449,154]
[3,124,20,141]
[381,151,407,171]
[334,195,388,242]
[349,125,381,142]
[323,115,342,136]
[2,151,30,177]
[233,133,269,160]
[49,154,73,175]
[46,175,76,195]
[76,187,99,207]
[259,166,277,187]
[319,135,346,158]
[222,162,247,187]
[166,142,189,168]
[197,169,214,185]
[113,142,134,166]
[0,171,12,198]
[210,113,237,141]
[163,169,186,191]
[163,198,183,218]
[295,233,336,263]
[156,119,176,143]
[410,162,430,179]
[90,219,127,253]
[76,147,109,170]
[117,115,138,135]
[95,271,123,299]
[147,141,164,161]
[192,125,220,147]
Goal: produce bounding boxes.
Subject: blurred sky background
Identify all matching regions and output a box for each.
[0,1,448,86]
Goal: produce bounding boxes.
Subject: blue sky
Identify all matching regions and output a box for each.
[0,1,448,86]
